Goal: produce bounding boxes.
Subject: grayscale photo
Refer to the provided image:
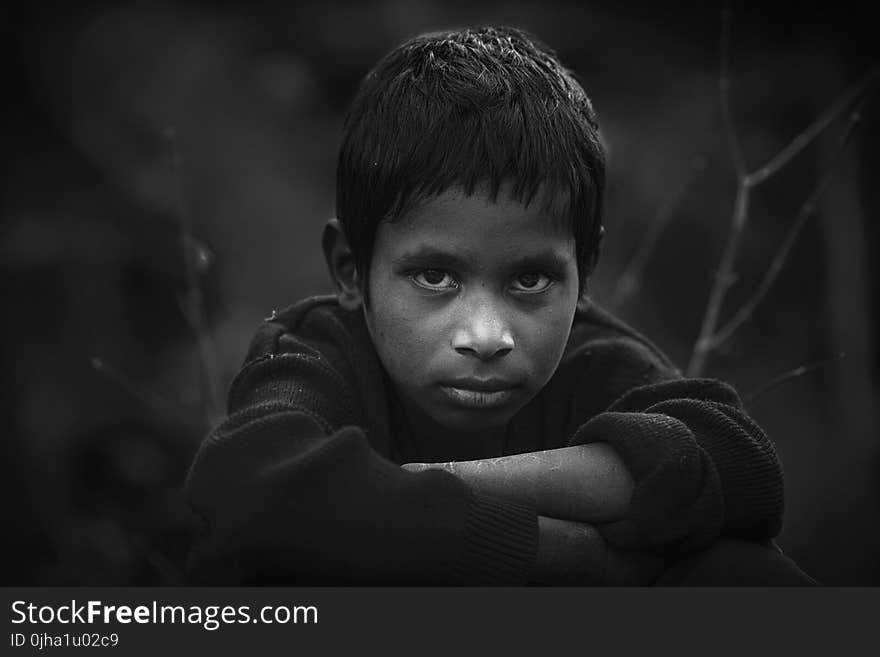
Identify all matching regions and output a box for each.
[2,0,877,590]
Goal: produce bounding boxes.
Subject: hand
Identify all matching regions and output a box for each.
[531,516,665,586]
[402,463,661,584]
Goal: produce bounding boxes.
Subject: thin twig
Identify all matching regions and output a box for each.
[687,180,750,376]
[164,127,223,428]
[712,102,864,348]
[746,65,878,187]
[611,155,706,307]
[720,5,746,178]
[128,533,188,585]
[745,352,846,406]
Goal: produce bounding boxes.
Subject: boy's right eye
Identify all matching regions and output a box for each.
[411,269,458,291]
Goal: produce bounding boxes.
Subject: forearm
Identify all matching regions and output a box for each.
[402,443,633,523]
[188,410,538,584]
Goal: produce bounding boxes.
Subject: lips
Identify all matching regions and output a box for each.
[444,377,517,392]
[439,377,520,409]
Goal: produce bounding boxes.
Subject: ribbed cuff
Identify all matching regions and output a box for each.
[570,412,724,554]
[452,493,539,585]
[692,410,784,538]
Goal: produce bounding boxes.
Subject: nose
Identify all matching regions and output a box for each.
[452,296,515,360]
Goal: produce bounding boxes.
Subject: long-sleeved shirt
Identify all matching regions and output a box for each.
[184,295,783,584]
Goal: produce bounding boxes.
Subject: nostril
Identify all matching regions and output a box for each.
[454,344,513,360]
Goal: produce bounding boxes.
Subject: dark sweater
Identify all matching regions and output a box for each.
[185,295,783,584]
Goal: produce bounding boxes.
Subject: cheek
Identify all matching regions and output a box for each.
[534,320,570,360]
[369,296,437,375]
[521,303,576,375]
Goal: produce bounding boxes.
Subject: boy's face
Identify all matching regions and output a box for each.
[362,185,580,439]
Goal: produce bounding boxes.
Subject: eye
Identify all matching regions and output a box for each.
[411,269,458,291]
[511,272,554,293]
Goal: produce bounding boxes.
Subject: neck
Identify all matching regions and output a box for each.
[398,397,507,463]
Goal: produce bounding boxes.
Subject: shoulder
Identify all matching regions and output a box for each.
[540,298,682,427]
[563,297,681,375]
[227,295,382,428]
[242,295,352,362]
[237,295,381,379]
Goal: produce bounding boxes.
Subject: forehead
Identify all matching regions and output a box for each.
[375,186,575,261]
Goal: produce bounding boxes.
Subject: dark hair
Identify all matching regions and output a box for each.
[336,25,606,295]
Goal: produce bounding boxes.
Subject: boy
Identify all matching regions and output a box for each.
[185,26,814,585]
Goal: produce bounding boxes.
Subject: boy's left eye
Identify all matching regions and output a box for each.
[511,273,554,293]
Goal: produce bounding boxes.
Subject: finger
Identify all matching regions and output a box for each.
[401,462,456,474]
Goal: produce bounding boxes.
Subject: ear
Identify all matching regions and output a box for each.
[322,218,364,310]
[587,225,605,275]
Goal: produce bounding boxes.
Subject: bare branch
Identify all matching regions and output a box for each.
[720,5,746,178]
[688,13,875,377]
[745,352,846,406]
[685,5,751,377]
[611,155,706,307]
[164,127,223,428]
[746,65,877,187]
[713,102,864,348]
[687,181,750,377]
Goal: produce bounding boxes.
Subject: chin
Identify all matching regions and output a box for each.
[431,407,517,433]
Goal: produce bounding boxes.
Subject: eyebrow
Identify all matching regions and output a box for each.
[393,247,469,271]
[393,246,572,272]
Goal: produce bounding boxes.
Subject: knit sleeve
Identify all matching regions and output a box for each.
[564,338,784,555]
[184,320,538,584]
[603,379,784,540]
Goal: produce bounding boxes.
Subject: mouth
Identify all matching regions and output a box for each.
[439,378,520,409]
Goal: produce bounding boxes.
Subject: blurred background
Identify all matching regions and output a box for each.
[2,0,877,585]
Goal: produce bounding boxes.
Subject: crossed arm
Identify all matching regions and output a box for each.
[402,444,665,584]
